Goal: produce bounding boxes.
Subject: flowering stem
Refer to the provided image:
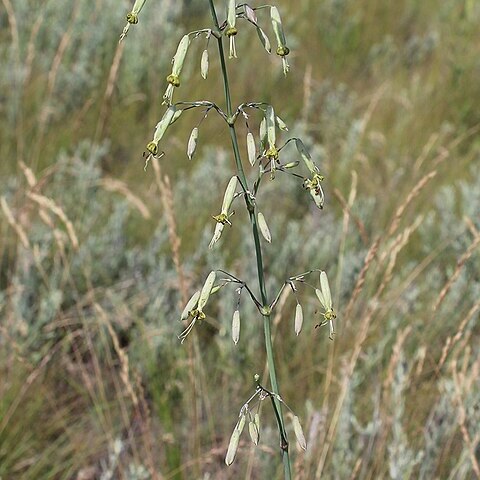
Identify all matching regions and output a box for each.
[207,1,292,477]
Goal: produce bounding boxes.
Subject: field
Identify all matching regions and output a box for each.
[1,0,479,478]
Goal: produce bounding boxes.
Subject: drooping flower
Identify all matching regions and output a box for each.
[315,271,336,338]
[270,6,290,75]
[163,35,191,105]
[209,176,238,248]
[226,0,238,58]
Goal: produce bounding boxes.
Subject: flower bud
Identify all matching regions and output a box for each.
[248,420,259,445]
[294,303,303,335]
[247,132,256,166]
[201,49,209,79]
[259,118,267,150]
[187,127,199,160]
[257,212,272,243]
[225,412,247,465]
[292,415,307,451]
[232,310,240,345]
[225,428,240,466]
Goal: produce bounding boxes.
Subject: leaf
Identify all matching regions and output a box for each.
[292,415,307,451]
[257,212,271,243]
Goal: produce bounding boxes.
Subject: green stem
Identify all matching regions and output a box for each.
[207,1,291,478]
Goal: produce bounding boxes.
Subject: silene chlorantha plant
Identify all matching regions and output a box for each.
[121,1,337,478]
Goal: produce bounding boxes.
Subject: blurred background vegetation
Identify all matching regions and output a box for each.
[1,0,479,478]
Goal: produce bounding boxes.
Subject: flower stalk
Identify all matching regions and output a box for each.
[207,1,292,477]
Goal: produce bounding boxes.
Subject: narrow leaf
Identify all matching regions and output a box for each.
[257,212,271,243]
[292,415,307,451]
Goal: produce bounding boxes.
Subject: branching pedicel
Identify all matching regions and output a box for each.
[121,1,336,478]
